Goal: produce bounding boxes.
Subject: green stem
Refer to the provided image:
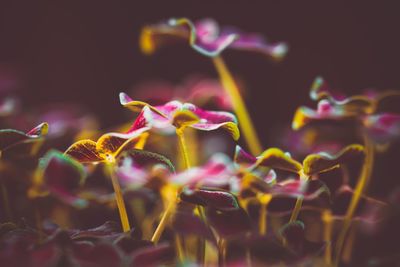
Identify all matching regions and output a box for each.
[212,56,262,155]
[107,163,131,232]
[333,135,374,266]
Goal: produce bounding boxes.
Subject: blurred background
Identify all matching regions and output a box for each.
[1,1,399,131]
[1,2,399,197]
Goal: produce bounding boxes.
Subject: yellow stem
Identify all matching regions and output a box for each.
[218,238,226,267]
[322,210,333,265]
[342,226,356,264]
[151,129,191,244]
[185,128,199,166]
[289,171,309,223]
[333,135,374,266]
[176,129,191,169]
[259,203,267,235]
[212,56,262,155]
[107,163,131,232]
[289,197,304,223]
[175,234,185,262]
[151,199,175,244]
[259,194,272,235]
[196,206,206,265]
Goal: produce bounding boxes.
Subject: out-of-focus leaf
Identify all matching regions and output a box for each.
[130,243,175,267]
[172,209,216,243]
[70,221,121,241]
[180,188,240,211]
[0,122,48,159]
[71,242,122,267]
[118,149,174,172]
[267,180,330,214]
[206,207,251,238]
[302,144,364,176]
[252,148,302,173]
[141,17,288,59]
[332,186,387,221]
[363,113,400,142]
[30,150,88,208]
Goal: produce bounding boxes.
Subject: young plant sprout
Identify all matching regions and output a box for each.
[65,126,149,232]
[140,17,288,155]
[292,77,400,265]
[119,93,239,244]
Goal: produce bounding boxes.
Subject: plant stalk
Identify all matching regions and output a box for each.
[289,171,309,223]
[212,56,262,155]
[107,163,131,232]
[333,135,374,266]
[151,199,175,244]
[176,129,191,169]
[151,129,191,245]
[322,210,333,265]
[259,194,272,235]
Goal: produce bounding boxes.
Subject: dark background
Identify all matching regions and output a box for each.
[1,1,400,143]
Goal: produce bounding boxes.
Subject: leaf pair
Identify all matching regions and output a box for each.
[120,93,240,140]
[293,77,400,143]
[140,17,288,59]
[65,127,149,163]
[235,143,364,177]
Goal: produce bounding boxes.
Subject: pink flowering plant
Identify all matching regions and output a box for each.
[0,17,399,267]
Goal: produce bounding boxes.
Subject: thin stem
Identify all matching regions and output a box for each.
[196,206,206,265]
[258,194,272,235]
[107,163,131,232]
[333,135,374,266]
[151,129,190,244]
[175,234,185,263]
[322,210,333,265]
[259,203,267,235]
[212,56,262,155]
[289,171,309,223]
[342,226,356,264]
[176,129,191,169]
[185,128,199,167]
[1,180,12,222]
[218,238,226,267]
[289,197,304,223]
[151,200,175,244]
